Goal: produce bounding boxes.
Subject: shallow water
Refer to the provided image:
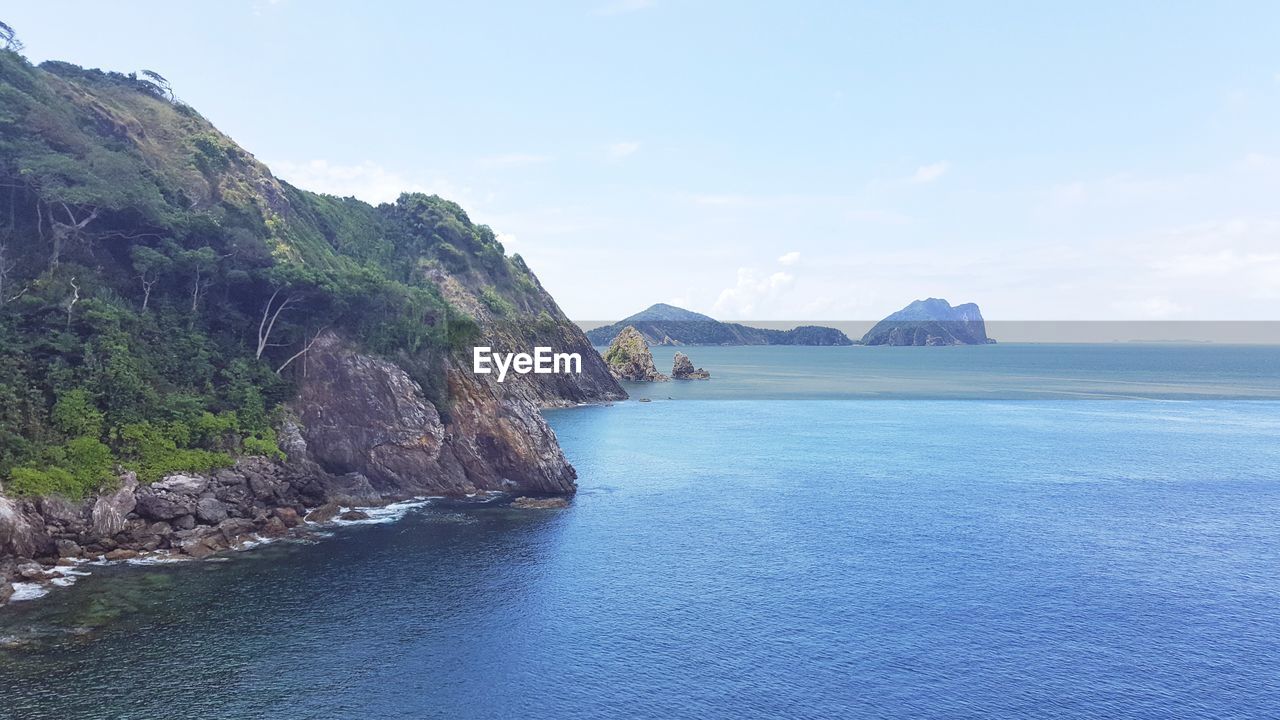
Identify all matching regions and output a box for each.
[3,345,1280,719]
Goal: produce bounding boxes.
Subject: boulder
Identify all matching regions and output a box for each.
[260,516,288,538]
[151,474,208,495]
[671,352,710,380]
[305,502,342,523]
[54,539,82,559]
[194,497,229,525]
[338,510,370,521]
[273,507,303,528]
[90,472,138,537]
[134,492,195,522]
[103,549,139,562]
[0,581,13,605]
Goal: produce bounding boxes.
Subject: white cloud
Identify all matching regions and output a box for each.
[777,251,800,266]
[478,153,551,168]
[712,268,795,318]
[269,159,459,205]
[594,0,654,16]
[911,161,950,183]
[607,141,641,160]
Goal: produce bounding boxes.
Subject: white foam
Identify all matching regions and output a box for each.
[8,582,49,602]
[331,497,433,526]
[124,551,191,566]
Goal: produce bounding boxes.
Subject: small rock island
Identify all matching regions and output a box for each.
[861,298,995,346]
[603,326,669,382]
[671,352,710,379]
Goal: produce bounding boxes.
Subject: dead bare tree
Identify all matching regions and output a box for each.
[0,242,25,306]
[48,202,99,268]
[276,327,327,375]
[256,288,301,359]
[65,276,79,328]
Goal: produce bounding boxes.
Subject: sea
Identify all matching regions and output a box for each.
[2,343,1279,719]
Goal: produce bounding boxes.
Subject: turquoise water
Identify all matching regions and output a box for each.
[2,345,1280,718]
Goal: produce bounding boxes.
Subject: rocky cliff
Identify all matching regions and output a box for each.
[602,326,668,382]
[860,298,995,346]
[0,51,625,602]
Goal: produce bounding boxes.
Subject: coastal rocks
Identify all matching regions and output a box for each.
[0,581,12,606]
[195,497,229,525]
[90,472,138,537]
[0,496,49,560]
[134,492,195,522]
[338,510,370,521]
[510,496,569,509]
[671,352,710,380]
[603,326,669,382]
[305,502,342,523]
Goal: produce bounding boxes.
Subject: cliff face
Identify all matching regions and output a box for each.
[0,51,624,593]
[861,298,994,346]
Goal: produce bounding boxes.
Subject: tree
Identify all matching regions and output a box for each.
[0,241,24,305]
[256,287,299,359]
[130,245,171,310]
[0,21,22,52]
[179,246,217,321]
[139,70,174,102]
[41,201,100,268]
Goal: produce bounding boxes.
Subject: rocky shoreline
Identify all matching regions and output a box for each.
[1,456,575,607]
[1,331,608,609]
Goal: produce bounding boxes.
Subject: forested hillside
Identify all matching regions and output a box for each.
[0,46,600,499]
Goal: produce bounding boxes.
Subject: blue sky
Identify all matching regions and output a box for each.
[6,1,1280,320]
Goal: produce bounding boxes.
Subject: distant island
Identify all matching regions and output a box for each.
[861,298,995,346]
[585,304,853,346]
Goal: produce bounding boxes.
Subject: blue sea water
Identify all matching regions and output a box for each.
[2,344,1280,719]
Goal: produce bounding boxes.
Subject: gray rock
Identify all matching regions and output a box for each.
[0,581,13,605]
[151,474,208,495]
[671,352,710,380]
[194,497,229,525]
[134,493,194,522]
[54,539,82,559]
[173,514,197,531]
[90,472,138,537]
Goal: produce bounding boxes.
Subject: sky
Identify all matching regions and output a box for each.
[6,1,1280,321]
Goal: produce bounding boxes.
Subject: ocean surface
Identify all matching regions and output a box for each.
[3,344,1280,719]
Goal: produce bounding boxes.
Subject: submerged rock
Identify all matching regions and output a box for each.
[602,326,669,382]
[671,352,710,379]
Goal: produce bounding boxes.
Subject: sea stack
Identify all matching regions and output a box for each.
[603,326,669,382]
[861,298,995,346]
[671,352,710,379]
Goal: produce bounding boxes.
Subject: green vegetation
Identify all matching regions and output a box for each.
[0,44,553,498]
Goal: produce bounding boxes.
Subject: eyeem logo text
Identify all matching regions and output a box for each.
[473,347,582,382]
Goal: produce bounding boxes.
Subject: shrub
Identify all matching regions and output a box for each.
[52,389,103,437]
[7,466,78,497]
